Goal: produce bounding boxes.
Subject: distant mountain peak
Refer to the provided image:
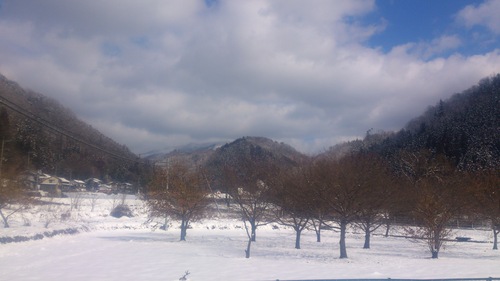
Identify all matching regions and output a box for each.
[143,141,224,160]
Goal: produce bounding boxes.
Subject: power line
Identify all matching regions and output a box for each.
[0,95,144,163]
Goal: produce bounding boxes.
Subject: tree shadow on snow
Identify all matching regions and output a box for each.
[97,233,178,243]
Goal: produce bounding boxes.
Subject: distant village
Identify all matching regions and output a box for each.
[19,170,135,197]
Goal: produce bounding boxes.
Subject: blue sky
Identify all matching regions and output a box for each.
[0,0,499,155]
[367,0,496,57]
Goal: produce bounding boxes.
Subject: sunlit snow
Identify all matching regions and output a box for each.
[1,193,499,281]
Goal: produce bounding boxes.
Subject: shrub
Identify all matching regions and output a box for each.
[110,204,133,218]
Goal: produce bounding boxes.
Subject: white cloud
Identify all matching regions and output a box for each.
[423,35,462,58]
[385,35,462,60]
[457,0,500,34]
[0,0,499,155]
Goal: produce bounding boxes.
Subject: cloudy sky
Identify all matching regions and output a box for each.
[0,0,499,155]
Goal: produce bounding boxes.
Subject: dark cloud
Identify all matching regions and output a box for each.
[0,0,499,154]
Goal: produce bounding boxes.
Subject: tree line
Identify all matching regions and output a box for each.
[147,74,499,259]
[146,148,499,259]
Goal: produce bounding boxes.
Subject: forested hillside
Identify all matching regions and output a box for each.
[204,136,308,190]
[0,74,147,183]
[1,71,498,187]
[360,74,499,171]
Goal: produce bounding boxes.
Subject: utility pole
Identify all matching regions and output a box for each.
[0,137,4,181]
[0,137,11,181]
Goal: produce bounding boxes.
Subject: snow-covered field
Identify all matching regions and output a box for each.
[1,193,499,281]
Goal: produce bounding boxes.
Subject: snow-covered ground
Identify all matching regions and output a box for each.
[1,193,499,281]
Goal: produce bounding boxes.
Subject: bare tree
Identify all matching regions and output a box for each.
[312,153,369,259]
[353,153,396,249]
[0,179,30,228]
[147,161,209,241]
[271,165,315,249]
[399,150,466,258]
[309,152,396,256]
[223,159,277,258]
[89,193,99,212]
[470,170,500,250]
[236,182,273,258]
[309,179,330,243]
[309,214,326,243]
[68,192,83,211]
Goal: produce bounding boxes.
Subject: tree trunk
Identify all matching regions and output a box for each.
[245,238,252,258]
[180,219,188,241]
[250,221,257,242]
[0,209,9,228]
[225,192,230,208]
[493,228,499,250]
[431,250,439,259]
[164,217,169,231]
[339,220,348,259]
[384,221,390,237]
[431,232,440,259]
[363,228,371,249]
[295,228,302,249]
[312,219,321,242]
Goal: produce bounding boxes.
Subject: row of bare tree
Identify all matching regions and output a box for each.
[145,149,499,259]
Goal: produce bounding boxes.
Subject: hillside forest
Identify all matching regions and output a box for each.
[0,74,151,185]
[0,73,499,259]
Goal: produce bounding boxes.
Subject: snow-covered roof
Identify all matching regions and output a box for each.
[58,177,70,184]
[86,178,102,183]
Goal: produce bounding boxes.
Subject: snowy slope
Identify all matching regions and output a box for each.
[0,193,499,281]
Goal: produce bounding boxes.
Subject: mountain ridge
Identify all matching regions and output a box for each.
[0,73,143,182]
[1,72,498,183]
